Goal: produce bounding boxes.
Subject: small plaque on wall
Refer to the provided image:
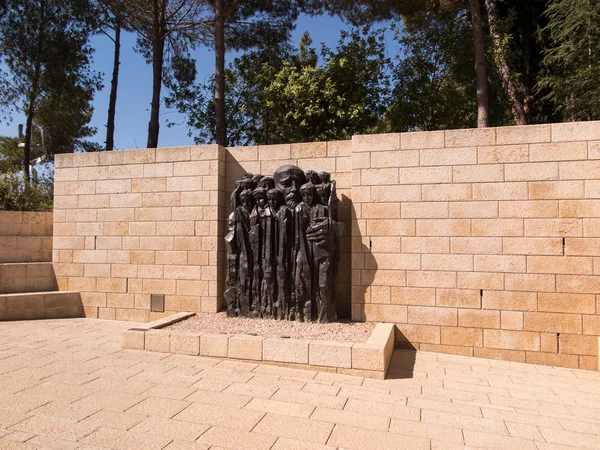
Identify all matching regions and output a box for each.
[150,294,164,312]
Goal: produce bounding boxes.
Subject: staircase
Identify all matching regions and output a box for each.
[0,262,82,321]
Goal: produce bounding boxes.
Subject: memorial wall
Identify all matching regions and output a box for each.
[53,121,600,370]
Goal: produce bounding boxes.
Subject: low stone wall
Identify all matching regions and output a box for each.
[0,211,53,263]
[123,315,395,379]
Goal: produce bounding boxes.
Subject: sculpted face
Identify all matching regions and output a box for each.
[239,190,254,213]
[300,182,316,207]
[267,189,280,211]
[253,187,267,209]
[273,165,307,209]
[316,183,330,205]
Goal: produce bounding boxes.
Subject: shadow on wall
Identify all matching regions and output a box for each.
[222,153,353,319]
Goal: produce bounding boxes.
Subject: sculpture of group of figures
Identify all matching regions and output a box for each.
[225,164,341,323]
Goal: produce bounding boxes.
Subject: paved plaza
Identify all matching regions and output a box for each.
[0,319,599,449]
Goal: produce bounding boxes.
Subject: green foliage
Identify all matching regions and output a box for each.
[383,13,478,131]
[167,28,391,145]
[538,0,600,121]
[0,136,22,173]
[0,173,53,211]
[0,0,101,158]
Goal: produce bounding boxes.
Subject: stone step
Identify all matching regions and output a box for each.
[0,262,57,294]
[0,291,82,321]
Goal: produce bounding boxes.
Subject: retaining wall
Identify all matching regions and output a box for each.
[0,211,53,263]
[53,121,600,370]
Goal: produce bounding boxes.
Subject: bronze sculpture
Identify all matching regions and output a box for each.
[226,165,340,322]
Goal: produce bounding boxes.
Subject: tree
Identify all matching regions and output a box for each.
[383,12,478,132]
[124,0,209,148]
[484,0,526,124]
[0,0,100,180]
[0,136,21,173]
[308,0,493,127]
[94,0,131,150]
[168,28,391,145]
[537,0,600,121]
[182,0,298,146]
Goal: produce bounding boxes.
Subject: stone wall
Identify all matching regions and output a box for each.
[53,121,600,370]
[53,146,224,322]
[0,211,53,263]
[351,122,600,370]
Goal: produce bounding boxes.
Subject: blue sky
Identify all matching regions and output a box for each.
[0,14,396,150]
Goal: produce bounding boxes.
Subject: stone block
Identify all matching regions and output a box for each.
[475,255,526,273]
[309,340,352,368]
[399,166,452,184]
[416,219,470,236]
[529,142,587,162]
[407,306,457,326]
[200,333,230,357]
[484,329,540,351]
[122,329,145,350]
[500,311,524,330]
[445,128,495,147]
[527,255,592,275]
[451,237,502,254]
[420,147,477,166]
[459,309,500,329]
[422,254,473,272]
[170,332,200,355]
[228,335,263,361]
[524,312,582,334]
[436,289,481,309]
[352,343,385,371]
[363,304,407,323]
[552,120,600,142]
[263,338,309,364]
[145,330,170,352]
[371,150,419,168]
[440,327,483,347]
[457,272,504,290]
[473,182,528,200]
[401,202,448,219]
[496,124,551,145]
[422,184,472,201]
[401,130,444,149]
[353,133,400,152]
[396,323,440,345]
[453,164,503,183]
[483,290,537,312]
[538,292,595,314]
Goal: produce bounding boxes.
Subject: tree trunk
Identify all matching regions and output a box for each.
[484,0,527,125]
[214,0,227,146]
[147,0,164,149]
[469,0,489,128]
[106,22,121,151]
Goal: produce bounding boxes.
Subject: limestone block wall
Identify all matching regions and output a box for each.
[0,211,53,263]
[53,146,225,322]
[225,141,353,317]
[351,122,600,370]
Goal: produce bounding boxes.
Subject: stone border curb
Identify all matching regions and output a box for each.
[122,315,395,379]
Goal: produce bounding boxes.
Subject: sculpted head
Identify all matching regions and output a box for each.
[316,183,331,205]
[300,182,316,207]
[252,187,267,209]
[239,189,254,212]
[273,165,307,209]
[267,188,280,211]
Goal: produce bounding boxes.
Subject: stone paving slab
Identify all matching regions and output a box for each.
[0,318,599,449]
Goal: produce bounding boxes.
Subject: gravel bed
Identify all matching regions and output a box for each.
[166,312,375,343]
